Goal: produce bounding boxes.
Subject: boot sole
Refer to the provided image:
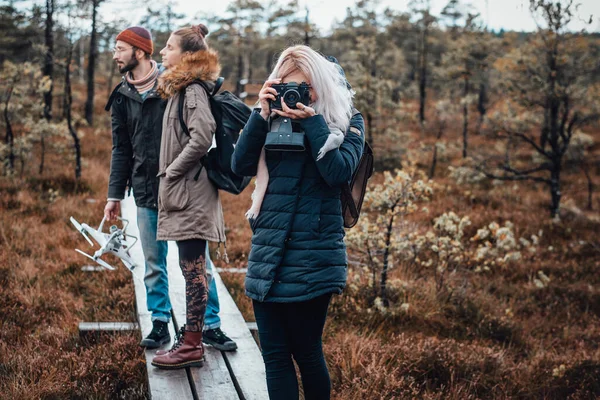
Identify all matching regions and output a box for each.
[202,338,238,352]
[151,359,204,370]
[140,335,171,349]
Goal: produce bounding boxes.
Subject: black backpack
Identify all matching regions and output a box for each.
[340,111,374,228]
[178,77,252,195]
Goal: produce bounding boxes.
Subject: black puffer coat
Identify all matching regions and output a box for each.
[232,111,365,303]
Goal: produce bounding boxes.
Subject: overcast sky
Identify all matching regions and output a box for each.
[103,0,599,33]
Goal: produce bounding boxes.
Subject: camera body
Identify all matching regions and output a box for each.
[269,81,311,111]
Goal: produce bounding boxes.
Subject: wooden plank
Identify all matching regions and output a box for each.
[216,267,248,274]
[138,313,196,400]
[122,195,240,399]
[246,322,258,331]
[190,346,237,397]
[81,265,105,272]
[79,322,139,332]
[213,270,269,400]
[122,196,196,399]
[167,247,237,398]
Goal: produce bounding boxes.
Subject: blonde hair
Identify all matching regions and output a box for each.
[268,45,354,132]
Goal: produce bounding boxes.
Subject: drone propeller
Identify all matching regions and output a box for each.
[75,249,116,271]
[70,217,94,247]
[120,258,136,272]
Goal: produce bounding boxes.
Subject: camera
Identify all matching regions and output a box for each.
[269,81,311,111]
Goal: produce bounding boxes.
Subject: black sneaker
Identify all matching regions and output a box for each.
[202,328,237,351]
[140,320,171,349]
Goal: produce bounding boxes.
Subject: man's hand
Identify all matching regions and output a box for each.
[104,200,121,221]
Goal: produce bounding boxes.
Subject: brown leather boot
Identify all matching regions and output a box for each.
[151,328,204,369]
[155,326,184,356]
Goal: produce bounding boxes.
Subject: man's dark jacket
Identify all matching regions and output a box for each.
[106,72,167,208]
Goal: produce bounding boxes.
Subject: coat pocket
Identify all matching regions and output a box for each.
[159,176,189,211]
[310,199,322,238]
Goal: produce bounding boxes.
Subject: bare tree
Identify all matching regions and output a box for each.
[84,0,100,126]
[438,12,495,158]
[262,0,300,72]
[62,5,82,180]
[219,0,263,96]
[3,86,15,173]
[478,0,599,217]
[40,0,55,175]
[409,0,436,126]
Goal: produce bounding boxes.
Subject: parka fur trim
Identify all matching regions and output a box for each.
[158,48,221,98]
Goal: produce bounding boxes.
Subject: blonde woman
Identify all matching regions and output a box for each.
[150,24,226,370]
[232,46,365,399]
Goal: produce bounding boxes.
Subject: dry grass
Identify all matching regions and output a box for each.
[220,111,600,399]
[0,96,148,399]
[2,88,599,399]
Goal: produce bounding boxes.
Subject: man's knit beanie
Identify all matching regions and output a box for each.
[116,27,153,55]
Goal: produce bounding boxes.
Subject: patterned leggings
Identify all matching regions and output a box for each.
[176,239,208,332]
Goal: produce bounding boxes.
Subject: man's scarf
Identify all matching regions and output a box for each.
[126,60,159,95]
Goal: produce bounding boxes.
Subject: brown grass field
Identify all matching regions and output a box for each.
[0,84,599,399]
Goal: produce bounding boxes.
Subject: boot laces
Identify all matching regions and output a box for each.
[155,322,165,335]
[212,328,228,341]
[169,325,186,352]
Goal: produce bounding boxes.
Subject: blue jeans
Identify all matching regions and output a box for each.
[137,207,221,328]
[205,251,221,330]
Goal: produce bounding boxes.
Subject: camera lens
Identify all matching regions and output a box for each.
[283,89,300,108]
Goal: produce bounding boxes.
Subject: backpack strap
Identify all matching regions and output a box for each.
[178,87,192,137]
[341,107,364,219]
[177,77,224,137]
[177,78,225,181]
[342,181,359,219]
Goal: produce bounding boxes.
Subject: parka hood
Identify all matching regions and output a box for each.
[158,48,221,98]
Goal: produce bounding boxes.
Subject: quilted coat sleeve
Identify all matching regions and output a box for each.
[231,109,269,177]
[300,112,365,187]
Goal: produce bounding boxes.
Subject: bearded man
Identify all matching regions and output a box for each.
[104,26,237,352]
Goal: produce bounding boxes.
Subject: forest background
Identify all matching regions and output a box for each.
[1,0,599,398]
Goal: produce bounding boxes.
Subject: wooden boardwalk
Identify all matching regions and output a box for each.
[121,196,268,399]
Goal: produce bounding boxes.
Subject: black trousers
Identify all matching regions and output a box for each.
[253,294,332,400]
[176,239,208,332]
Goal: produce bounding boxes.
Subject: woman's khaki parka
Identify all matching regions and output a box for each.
[156,49,225,244]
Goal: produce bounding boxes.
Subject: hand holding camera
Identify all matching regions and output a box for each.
[271,81,315,119]
[258,79,315,121]
[258,78,281,120]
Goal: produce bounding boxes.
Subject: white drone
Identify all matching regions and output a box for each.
[70,215,138,271]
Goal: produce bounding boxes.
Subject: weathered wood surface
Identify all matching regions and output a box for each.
[78,322,139,332]
[122,195,267,399]
[123,195,199,399]
[212,270,267,400]
[216,267,248,274]
[245,322,258,331]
